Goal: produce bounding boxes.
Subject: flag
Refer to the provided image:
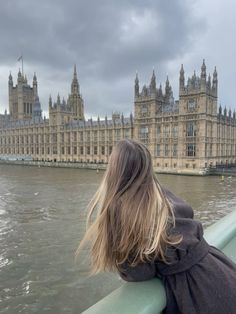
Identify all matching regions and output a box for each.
[17,55,22,61]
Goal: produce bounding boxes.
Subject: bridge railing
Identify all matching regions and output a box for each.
[82,210,236,314]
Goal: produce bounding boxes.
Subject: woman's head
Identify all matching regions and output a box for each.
[105,139,155,201]
[77,139,178,273]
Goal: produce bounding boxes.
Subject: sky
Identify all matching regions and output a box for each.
[0,0,235,119]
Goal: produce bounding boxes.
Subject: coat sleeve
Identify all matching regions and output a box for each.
[118,261,156,282]
[162,187,194,219]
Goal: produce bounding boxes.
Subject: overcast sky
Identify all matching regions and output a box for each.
[0,0,235,119]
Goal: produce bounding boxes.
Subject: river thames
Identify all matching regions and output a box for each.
[0,165,235,313]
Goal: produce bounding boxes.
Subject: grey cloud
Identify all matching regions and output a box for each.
[0,0,207,116]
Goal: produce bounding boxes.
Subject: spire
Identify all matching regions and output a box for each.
[71,64,79,94]
[207,74,211,89]
[201,59,206,77]
[134,71,139,97]
[159,84,163,97]
[229,108,231,118]
[57,93,61,106]
[32,72,38,97]
[224,106,227,116]
[150,68,156,93]
[62,97,66,107]
[49,95,52,108]
[200,59,206,90]
[8,71,13,85]
[219,104,222,115]
[212,66,218,95]
[165,75,171,96]
[213,66,217,81]
[74,64,77,80]
[121,112,124,124]
[179,64,185,92]
[233,109,236,119]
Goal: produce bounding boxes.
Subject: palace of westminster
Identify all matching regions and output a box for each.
[0,60,236,174]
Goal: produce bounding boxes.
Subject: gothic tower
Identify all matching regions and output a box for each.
[67,65,85,120]
[8,70,38,120]
[178,60,218,168]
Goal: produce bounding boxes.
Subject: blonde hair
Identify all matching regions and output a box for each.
[77,139,180,274]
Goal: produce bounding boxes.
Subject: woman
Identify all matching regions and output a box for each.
[78,139,236,314]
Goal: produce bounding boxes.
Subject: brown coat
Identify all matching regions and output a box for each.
[119,188,236,314]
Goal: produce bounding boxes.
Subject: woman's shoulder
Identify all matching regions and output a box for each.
[162,186,194,219]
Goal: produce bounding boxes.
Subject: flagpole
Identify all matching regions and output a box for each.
[22,54,24,76]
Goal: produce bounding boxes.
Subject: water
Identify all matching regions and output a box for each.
[0,165,235,313]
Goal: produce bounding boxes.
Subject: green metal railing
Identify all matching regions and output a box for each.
[82,210,236,314]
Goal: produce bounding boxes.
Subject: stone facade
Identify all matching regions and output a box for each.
[0,60,236,174]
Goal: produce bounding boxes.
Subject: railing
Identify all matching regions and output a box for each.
[82,210,236,314]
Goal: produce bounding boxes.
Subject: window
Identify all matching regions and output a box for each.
[209,144,212,157]
[108,130,112,141]
[139,126,149,141]
[115,129,120,140]
[109,146,113,154]
[164,144,169,156]
[141,105,148,116]
[186,122,196,137]
[172,125,178,138]
[101,130,105,141]
[141,105,147,113]
[124,129,130,138]
[86,132,90,141]
[61,133,64,143]
[86,146,90,155]
[163,125,169,138]
[94,146,97,155]
[186,144,196,157]
[187,99,196,111]
[73,146,77,154]
[173,144,177,157]
[93,131,97,142]
[156,144,161,157]
[101,146,105,155]
[80,146,83,155]
[156,125,161,138]
[52,133,57,143]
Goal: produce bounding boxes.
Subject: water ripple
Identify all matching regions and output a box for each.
[0,165,235,313]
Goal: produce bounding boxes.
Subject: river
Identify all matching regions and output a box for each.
[0,165,235,313]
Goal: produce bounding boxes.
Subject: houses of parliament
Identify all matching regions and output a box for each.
[0,60,236,174]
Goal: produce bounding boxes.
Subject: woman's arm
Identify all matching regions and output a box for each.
[118,261,156,282]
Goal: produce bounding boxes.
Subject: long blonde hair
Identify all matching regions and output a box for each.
[77,139,180,273]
